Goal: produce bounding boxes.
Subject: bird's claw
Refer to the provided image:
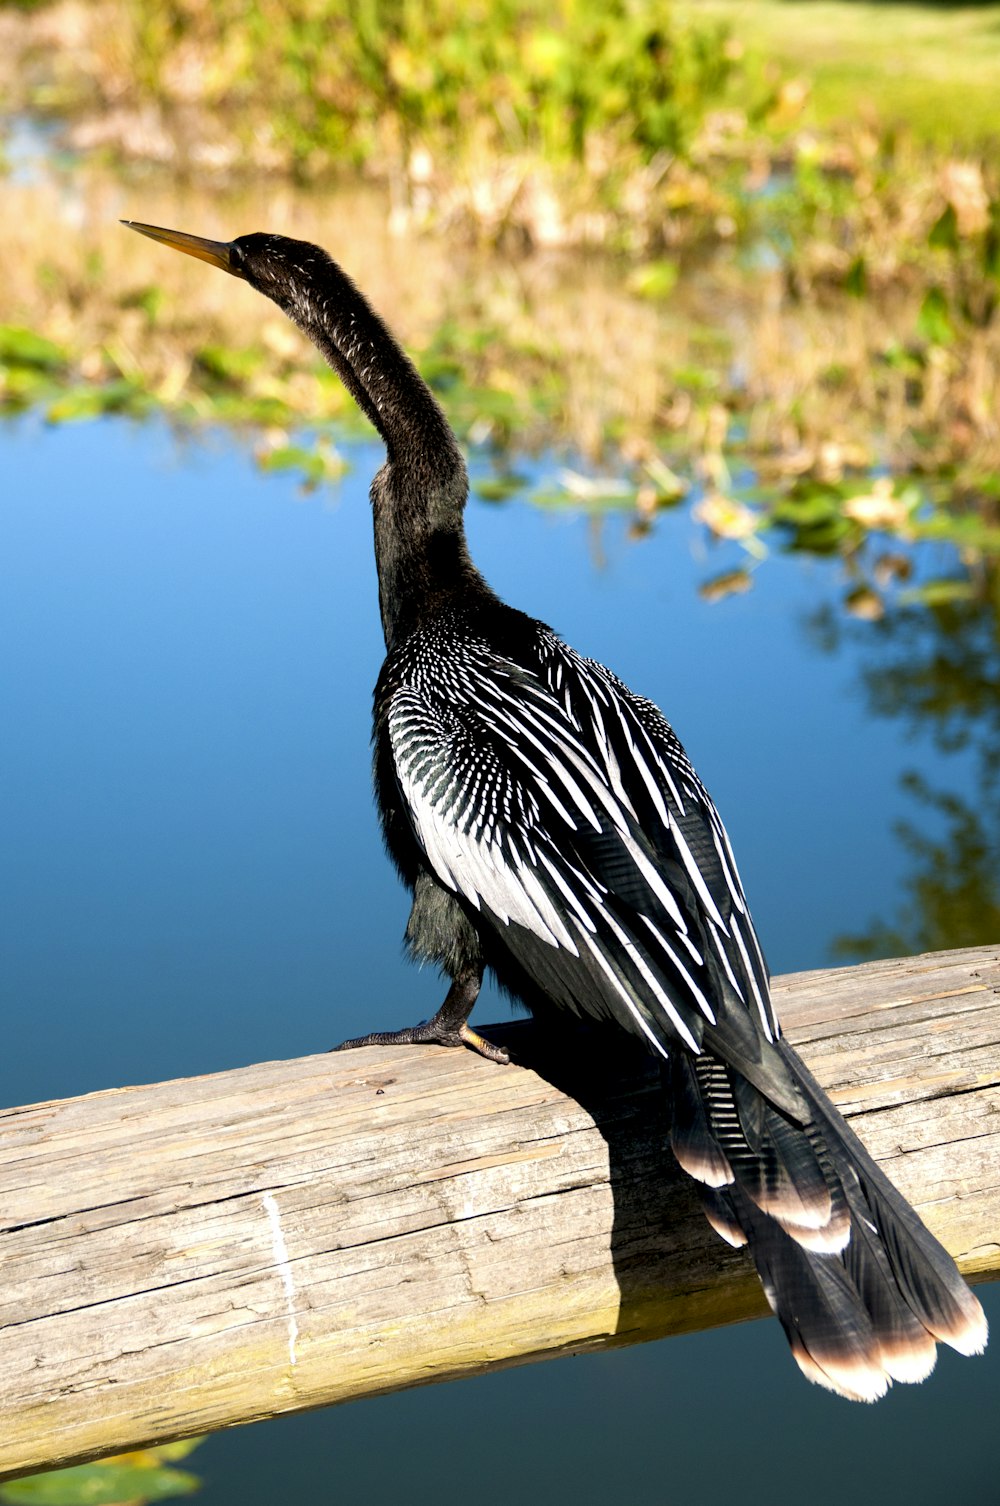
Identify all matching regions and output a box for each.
[331,1018,509,1065]
[458,1023,510,1064]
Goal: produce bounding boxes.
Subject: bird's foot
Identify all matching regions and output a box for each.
[332,1017,509,1066]
[333,968,508,1065]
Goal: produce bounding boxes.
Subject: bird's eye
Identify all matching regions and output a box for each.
[228,243,245,274]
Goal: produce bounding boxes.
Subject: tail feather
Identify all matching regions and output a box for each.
[731,1186,891,1402]
[669,1052,733,1188]
[843,1205,938,1383]
[668,1037,987,1400]
[776,1115,852,1252]
[684,1054,847,1242]
[698,1185,748,1248]
[784,1044,989,1358]
[862,1177,987,1356]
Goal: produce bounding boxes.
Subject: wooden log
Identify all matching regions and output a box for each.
[1,945,998,1479]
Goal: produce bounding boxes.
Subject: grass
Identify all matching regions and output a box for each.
[677,1,1000,145]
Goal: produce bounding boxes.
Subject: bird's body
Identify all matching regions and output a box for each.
[376,596,777,1071]
[125,219,987,1401]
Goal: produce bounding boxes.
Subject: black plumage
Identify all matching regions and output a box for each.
[125,220,987,1400]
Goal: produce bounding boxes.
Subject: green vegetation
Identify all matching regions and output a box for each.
[5,0,742,190]
[2,0,1000,603]
[228,0,735,169]
[676,2,1000,148]
[0,1442,201,1506]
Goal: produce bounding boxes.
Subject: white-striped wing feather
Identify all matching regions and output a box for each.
[535,632,778,1041]
[387,624,779,1057]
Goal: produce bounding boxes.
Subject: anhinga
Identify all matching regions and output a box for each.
[124,219,987,1401]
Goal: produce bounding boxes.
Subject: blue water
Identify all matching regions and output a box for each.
[1,416,995,1503]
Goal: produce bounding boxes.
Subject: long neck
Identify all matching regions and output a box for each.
[254,241,495,647]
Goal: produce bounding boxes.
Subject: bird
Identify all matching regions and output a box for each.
[123,218,987,1401]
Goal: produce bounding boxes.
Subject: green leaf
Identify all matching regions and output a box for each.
[258,443,328,482]
[928,203,959,252]
[474,472,529,502]
[0,1459,199,1505]
[770,483,854,552]
[879,340,924,375]
[46,382,150,423]
[965,471,1000,502]
[194,344,262,385]
[626,260,680,301]
[770,485,843,529]
[783,516,853,553]
[984,219,1000,281]
[0,367,53,409]
[672,364,720,393]
[916,286,955,346]
[0,326,68,372]
[419,353,464,392]
[120,285,165,322]
[844,255,867,298]
[899,579,977,607]
[142,1442,202,1464]
[911,510,1000,552]
[46,389,103,422]
[208,393,298,427]
[259,441,348,486]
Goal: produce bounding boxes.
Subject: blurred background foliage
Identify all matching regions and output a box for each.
[0,1442,202,1506]
[6,0,738,177]
[2,0,999,533]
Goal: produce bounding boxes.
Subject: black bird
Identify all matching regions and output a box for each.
[124,220,987,1400]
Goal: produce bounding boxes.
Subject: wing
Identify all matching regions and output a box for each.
[387,625,782,1084]
[535,630,780,1043]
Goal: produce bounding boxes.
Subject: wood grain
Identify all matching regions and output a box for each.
[1,945,998,1478]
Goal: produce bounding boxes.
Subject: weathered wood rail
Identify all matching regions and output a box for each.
[1,946,998,1479]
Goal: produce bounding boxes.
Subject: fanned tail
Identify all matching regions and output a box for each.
[669,1041,987,1401]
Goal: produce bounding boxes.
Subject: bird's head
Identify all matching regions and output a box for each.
[121,218,467,504]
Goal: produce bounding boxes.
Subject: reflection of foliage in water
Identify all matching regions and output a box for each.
[2,0,1000,495]
[836,774,1000,959]
[0,1441,202,1506]
[812,584,1000,958]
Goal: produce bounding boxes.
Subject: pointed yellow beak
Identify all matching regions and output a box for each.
[121,221,245,278]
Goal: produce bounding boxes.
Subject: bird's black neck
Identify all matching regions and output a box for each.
[370,463,496,648]
[241,236,496,648]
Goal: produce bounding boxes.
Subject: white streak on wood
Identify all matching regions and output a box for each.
[262,1192,299,1368]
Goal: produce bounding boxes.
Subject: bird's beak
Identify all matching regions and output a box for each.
[121,221,245,279]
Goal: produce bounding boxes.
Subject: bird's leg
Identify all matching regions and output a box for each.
[334,874,509,1064]
[332,965,509,1065]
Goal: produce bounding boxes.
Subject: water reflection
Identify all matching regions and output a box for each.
[808,582,999,957]
[1,417,996,1504]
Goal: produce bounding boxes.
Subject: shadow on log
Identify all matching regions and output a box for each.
[1,946,998,1479]
[494,1019,759,1343]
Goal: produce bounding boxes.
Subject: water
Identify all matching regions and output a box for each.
[1,416,996,1503]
